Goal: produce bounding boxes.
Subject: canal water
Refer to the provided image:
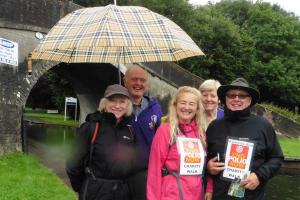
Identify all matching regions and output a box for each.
[25,122,77,186]
[25,122,300,199]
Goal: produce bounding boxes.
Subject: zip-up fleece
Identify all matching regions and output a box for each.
[130,96,162,169]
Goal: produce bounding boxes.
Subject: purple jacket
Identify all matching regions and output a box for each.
[130,97,162,169]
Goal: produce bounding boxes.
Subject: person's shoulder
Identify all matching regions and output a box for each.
[155,123,170,137]
[85,111,102,122]
[250,114,268,122]
[211,117,225,126]
[250,114,274,128]
[144,96,162,113]
[146,96,160,105]
[206,117,225,132]
[158,122,170,129]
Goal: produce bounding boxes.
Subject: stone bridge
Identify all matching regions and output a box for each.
[0,0,204,153]
[1,0,299,154]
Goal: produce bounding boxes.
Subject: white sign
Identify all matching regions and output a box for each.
[64,97,78,121]
[177,137,205,176]
[0,37,18,66]
[222,138,255,181]
[66,97,77,104]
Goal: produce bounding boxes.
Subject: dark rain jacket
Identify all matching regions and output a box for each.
[206,107,284,200]
[66,111,137,200]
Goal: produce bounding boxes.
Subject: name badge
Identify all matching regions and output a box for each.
[222,137,255,181]
[177,137,205,176]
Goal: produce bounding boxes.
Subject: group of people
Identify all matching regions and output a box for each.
[66,63,284,200]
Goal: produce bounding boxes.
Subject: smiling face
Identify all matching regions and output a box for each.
[201,90,219,114]
[225,89,252,111]
[124,65,148,104]
[176,92,198,123]
[105,95,129,120]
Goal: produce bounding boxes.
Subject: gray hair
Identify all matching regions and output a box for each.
[199,79,221,93]
[124,63,149,82]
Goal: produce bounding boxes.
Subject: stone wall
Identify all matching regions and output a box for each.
[0,0,81,153]
[253,104,300,138]
[0,0,81,31]
[0,103,22,153]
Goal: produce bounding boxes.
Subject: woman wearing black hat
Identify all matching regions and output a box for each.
[66,84,137,200]
[206,78,284,200]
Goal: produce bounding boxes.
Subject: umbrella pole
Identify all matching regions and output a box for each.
[27,53,32,75]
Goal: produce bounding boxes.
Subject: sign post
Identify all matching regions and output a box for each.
[64,97,78,121]
[0,37,18,66]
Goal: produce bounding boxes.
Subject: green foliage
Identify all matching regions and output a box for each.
[181,4,257,84]
[261,103,300,123]
[26,70,76,112]
[61,0,300,110]
[212,0,300,109]
[0,152,76,200]
[46,70,77,112]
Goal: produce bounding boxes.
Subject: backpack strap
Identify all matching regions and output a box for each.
[91,122,100,145]
[85,122,100,180]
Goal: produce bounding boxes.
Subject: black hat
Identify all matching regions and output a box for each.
[104,84,130,98]
[217,78,260,106]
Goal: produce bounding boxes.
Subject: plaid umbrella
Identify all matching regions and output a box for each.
[30,5,204,64]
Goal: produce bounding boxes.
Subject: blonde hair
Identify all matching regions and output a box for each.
[167,86,206,146]
[98,96,133,117]
[199,79,221,93]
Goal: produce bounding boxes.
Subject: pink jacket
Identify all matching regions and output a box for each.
[147,122,212,200]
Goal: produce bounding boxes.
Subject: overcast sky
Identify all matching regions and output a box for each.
[189,0,300,16]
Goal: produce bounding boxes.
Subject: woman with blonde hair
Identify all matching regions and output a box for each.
[199,79,224,130]
[147,86,212,200]
[67,84,137,200]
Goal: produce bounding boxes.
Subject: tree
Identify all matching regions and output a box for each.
[214,0,300,109]
[72,0,300,110]
[26,70,76,112]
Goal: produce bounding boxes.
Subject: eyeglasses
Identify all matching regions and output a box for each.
[226,93,250,99]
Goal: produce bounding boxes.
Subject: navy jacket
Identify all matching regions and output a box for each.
[130,97,162,169]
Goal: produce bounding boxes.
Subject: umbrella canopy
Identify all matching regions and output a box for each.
[30,4,204,63]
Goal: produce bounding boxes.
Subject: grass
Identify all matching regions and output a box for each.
[0,152,76,200]
[278,135,300,158]
[24,113,79,127]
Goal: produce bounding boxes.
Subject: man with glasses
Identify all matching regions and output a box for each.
[206,78,284,200]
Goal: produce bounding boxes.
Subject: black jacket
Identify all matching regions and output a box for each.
[66,111,137,200]
[206,107,284,200]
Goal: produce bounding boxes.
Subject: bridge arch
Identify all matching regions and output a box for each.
[0,0,180,153]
